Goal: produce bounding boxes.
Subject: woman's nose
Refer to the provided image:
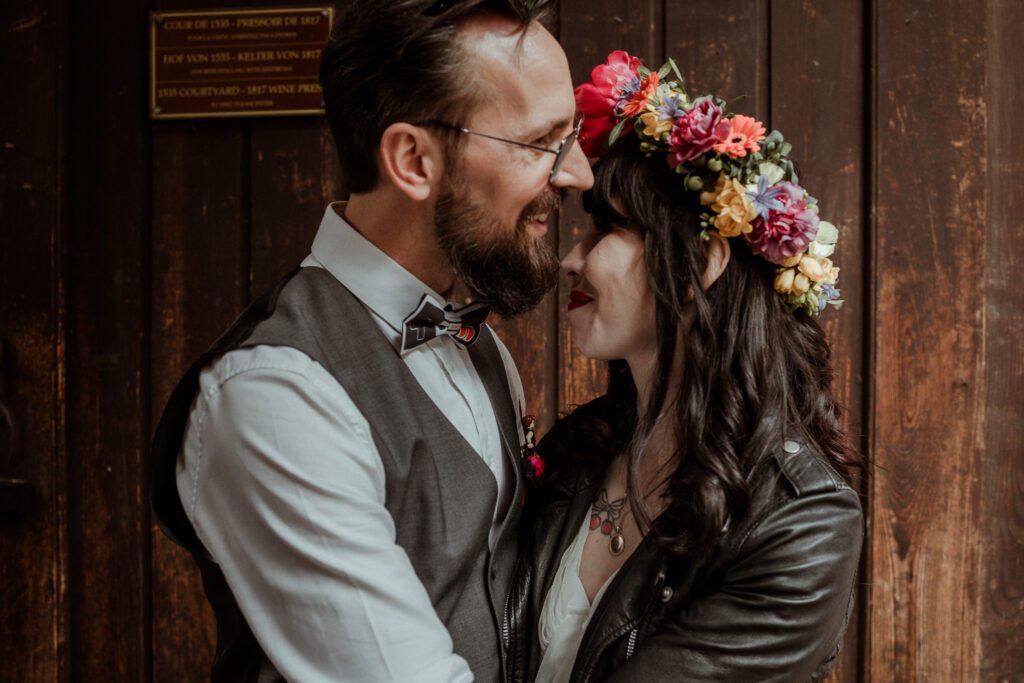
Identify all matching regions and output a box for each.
[560,239,585,281]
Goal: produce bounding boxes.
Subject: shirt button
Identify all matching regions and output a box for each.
[661,586,673,602]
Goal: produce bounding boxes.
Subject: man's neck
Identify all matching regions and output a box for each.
[343,191,455,296]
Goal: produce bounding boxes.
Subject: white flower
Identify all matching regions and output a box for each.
[808,220,838,258]
[759,161,785,185]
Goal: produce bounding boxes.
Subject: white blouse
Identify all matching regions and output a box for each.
[535,513,620,683]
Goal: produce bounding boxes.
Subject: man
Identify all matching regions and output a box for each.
[151,1,593,681]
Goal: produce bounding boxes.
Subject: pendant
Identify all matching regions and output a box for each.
[609,529,625,556]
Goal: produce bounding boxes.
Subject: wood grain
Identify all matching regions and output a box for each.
[665,1,769,116]
[63,0,151,678]
[0,1,65,681]
[769,2,867,680]
[981,1,1024,679]
[148,4,251,681]
[870,0,990,679]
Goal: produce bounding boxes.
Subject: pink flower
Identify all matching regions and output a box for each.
[528,454,546,480]
[666,98,730,168]
[574,51,642,157]
[743,182,820,264]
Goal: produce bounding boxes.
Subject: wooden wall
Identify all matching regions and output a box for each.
[1,0,1021,680]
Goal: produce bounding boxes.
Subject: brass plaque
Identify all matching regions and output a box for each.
[150,6,334,119]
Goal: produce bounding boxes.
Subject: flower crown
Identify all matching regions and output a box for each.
[575,51,842,316]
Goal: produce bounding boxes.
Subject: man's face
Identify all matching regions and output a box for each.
[434,20,593,318]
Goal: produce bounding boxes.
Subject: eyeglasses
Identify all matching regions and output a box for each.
[414,112,584,183]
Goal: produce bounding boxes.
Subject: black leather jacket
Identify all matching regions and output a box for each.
[505,399,863,682]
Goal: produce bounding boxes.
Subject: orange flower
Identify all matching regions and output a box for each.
[713,114,767,158]
[621,72,660,116]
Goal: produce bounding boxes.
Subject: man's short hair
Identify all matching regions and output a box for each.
[320,0,555,194]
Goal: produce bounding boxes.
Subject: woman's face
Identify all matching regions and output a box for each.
[560,220,657,367]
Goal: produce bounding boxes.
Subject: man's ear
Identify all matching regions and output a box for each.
[378,122,443,201]
[701,232,731,290]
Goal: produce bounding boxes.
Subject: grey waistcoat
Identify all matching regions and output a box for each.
[151,266,523,682]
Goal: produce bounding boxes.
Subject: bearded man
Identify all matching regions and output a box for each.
[150,1,592,681]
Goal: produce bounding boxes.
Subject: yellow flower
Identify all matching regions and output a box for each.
[640,111,673,138]
[774,266,811,295]
[798,254,825,283]
[706,173,756,237]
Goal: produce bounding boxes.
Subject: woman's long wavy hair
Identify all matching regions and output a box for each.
[581,140,862,555]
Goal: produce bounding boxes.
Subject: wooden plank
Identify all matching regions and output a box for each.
[769,2,867,680]
[63,0,150,678]
[0,1,65,680]
[248,0,340,296]
[249,115,340,295]
[556,0,663,419]
[665,1,769,117]
[869,0,988,678]
[148,2,250,681]
[981,1,1024,678]
[149,119,248,682]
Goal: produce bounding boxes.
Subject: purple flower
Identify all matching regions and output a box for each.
[656,93,686,121]
[746,174,786,222]
[743,182,820,264]
[818,282,841,311]
[666,98,730,168]
[614,75,644,114]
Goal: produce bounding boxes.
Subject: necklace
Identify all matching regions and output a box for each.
[609,524,626,556]
[590,488,628,556]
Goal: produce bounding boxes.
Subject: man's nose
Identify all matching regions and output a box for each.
[550,140,594,191]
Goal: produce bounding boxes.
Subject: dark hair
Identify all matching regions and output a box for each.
[581,140,862,555]
[319,0,555,194]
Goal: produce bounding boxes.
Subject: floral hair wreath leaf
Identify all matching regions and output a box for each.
[573,50,843,317]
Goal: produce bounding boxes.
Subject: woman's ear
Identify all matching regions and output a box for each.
[378,122,443,202]
[701,232,731,290]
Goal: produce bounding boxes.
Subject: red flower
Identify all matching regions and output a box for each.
[574,50,642,157]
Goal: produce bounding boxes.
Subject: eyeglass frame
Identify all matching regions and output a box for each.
[413,111,584,183]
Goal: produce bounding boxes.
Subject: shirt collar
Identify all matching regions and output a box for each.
[308,203,449,347]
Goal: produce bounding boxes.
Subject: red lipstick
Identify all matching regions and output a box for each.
[568,290,593,311]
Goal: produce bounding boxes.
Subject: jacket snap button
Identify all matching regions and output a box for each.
[661,586,673,602]
[783,440,800,454]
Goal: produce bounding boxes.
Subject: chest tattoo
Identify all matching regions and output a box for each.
[590,487,627,555]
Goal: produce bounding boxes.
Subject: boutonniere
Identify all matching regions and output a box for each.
[521,415,545,483]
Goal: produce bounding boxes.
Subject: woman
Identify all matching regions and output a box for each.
[507,52,864,682]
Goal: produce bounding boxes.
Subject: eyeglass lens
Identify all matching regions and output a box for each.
[548,115,583,181]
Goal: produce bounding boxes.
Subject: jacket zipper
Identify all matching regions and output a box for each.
[575,577,662,682]
[625,628,638,659]
[503,586,514,683]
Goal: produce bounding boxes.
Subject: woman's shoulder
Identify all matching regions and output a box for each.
[739,437,863,549]
[532,395,613,490]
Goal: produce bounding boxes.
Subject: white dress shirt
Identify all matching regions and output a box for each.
[177,203,524,682]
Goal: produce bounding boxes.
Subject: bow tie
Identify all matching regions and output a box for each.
[400,293,490,354]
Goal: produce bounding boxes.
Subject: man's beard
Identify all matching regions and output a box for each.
[435,176,562,318]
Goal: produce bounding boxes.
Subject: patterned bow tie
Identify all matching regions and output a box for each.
[400,293,490,354]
